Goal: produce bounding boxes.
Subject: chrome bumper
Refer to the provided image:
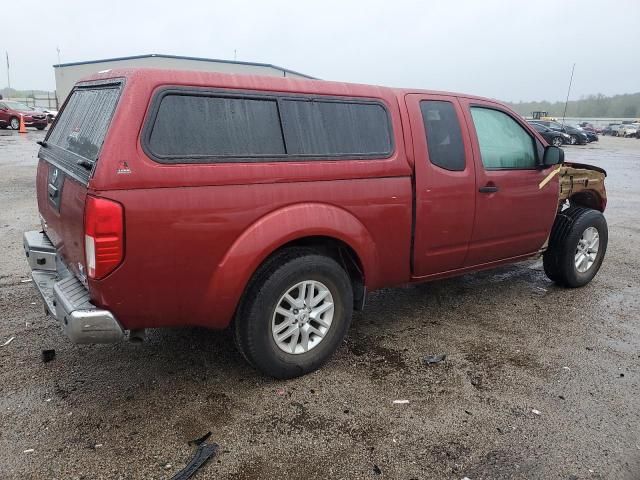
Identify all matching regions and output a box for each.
[23,230,124,344]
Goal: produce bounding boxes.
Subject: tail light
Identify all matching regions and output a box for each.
[84,196,124,279]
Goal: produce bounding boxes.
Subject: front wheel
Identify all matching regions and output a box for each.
[543,207,608,287]
[36,125,46,130]
[234,249,353,379]
[10,117,20,130]
[569,134,577,145]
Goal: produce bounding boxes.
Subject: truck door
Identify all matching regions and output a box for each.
[407,94,476,277]
[459,98,559,266]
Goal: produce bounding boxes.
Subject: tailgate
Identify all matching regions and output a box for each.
[37,80,123,280]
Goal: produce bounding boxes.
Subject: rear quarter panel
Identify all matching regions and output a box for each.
[88,72,413,329]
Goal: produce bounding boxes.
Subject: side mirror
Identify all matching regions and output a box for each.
[543,145,564,167]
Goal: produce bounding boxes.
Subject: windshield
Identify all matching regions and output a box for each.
[4,101,33,111]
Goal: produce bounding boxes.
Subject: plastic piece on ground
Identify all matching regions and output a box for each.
[424,353,446,365]
[169,442,219,480]
[41,349,56,363]
[188,431,212,446]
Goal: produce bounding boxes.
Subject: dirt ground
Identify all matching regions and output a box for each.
[1,130,638,480]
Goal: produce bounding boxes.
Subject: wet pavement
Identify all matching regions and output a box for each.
[0,130,639,479]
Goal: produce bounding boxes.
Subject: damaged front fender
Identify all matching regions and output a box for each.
[558,162,607,212]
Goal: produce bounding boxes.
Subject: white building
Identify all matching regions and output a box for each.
[54,54,315,103]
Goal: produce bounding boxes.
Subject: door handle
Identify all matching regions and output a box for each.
[479,185,499,193]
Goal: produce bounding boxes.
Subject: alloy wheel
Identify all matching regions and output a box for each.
[271,280,334,354]
[575,226,599,273]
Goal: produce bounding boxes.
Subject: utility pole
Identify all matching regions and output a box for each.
[561,63,576,127]
[56,46,61,65]
[5,51,10,89]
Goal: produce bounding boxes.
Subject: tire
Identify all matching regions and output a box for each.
[552,136,563,147]
[543,206,608,288]
[9,117,20,130]
[234,248,353,379]
[569,134,577,145]
[36,125,46,130]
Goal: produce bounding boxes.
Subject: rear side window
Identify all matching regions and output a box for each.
[48,85,121,162]
[470,107,537,169]
[144,90,393,162]
[419,100,465,171]
[40,81,123,184]
[280,99,391,156]
[148,95,285,157]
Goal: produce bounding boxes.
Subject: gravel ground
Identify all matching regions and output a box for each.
[0,130,639,480]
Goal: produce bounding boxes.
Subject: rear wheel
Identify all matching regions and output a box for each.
[543,206,608,287]
[10,117,19,130]
[234,248,353,379]
[552,136,563,147]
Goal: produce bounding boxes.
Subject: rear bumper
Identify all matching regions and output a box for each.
[23,230,124,344]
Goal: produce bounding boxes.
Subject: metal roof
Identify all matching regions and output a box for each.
[53,53,316,79]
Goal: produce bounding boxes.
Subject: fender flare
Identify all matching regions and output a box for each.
[203,203,379,328]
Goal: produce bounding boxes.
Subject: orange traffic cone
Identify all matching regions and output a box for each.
[18,114,27,134]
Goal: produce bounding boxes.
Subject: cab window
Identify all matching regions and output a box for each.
[470,107,536,169]
[420,100,465,171]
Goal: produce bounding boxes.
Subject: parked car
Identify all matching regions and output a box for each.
[618,124,638,138]
[33,106,59,123]
[0,101,48,130]
[531,120,589,145]
[579,124,601,136]
[577,127,598,142]
[602,124,620,136]
[529,121,569,146]
[24,69,609,378]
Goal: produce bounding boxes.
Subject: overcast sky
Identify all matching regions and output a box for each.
[2,0,639,102]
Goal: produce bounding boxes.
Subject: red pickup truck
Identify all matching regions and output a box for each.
[24,69,608,378]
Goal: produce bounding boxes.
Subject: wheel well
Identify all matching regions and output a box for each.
[569,191,605,212]
[272,236,366,310]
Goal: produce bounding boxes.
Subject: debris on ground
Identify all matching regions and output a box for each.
[20,278,33,283]
[275,388,286,396]
[532,409,541,416]
[393,399,410,404]
[1,336,15,347]
[372,464,382,475]
[41,349,56,363]
[423,353,447,365]
[188,431,212,446]
[169,441,219,480]
[23,449,34,453]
